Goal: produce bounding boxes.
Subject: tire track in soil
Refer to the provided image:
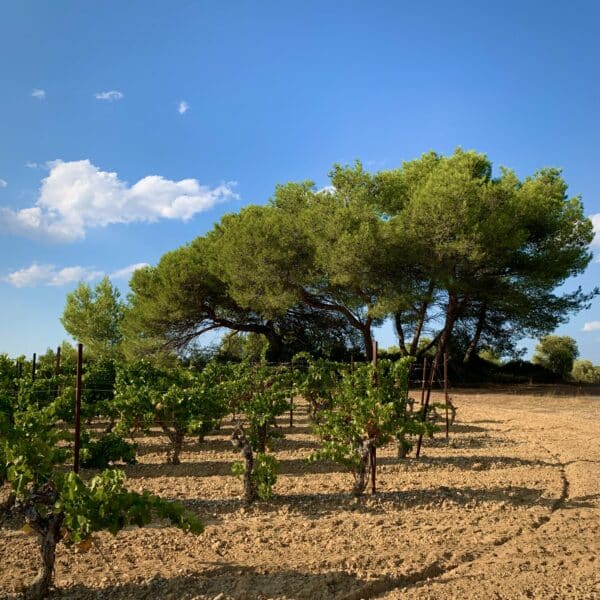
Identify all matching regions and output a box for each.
[339,425,572,600]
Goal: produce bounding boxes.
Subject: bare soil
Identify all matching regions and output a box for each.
[1,387,599,599]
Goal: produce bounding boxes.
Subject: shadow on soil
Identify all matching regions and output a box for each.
[44,553,505,600]
[123,448,547,480]
[171,479,596,522]
[134,431,319,458]
[47,565,366,599]
[444,384,600,398]
[123,457,346,479]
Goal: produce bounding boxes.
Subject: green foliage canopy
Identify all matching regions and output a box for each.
[533,335,579,380]
[121,148,596,365]
[61,278,124,359]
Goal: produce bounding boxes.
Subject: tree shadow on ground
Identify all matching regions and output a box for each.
[270,437,321,452]
[123,446,549,480]
[445,384,600,398]
[419,432,512,451]
[173,480,594,521]
[123,457,346,479]
[275,425,315,435]
[273,485,560,513]
[135,437,234,457]
[47,565,366,599]
[448,423,491,433]
[46,557,475,600]
[124,460,235,479]
[396,453,558,471]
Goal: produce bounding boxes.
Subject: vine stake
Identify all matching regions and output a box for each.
[73,343,83,473]
[415,355,437,458]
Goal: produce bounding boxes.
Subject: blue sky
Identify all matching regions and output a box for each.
[0,1,599,361]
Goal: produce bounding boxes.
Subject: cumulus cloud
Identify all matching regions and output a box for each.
[178,100,189,114]
[95,90,124,101]
[0,159,238,242]
[583,321,600,332]
[591,214,600,262]
[110,262,149,279]
[591,213,600,248]
[4,263,103,288]
[31,88,46,100]
[0,179,7,188]
[316,185,336,195]
[4,261,150,288]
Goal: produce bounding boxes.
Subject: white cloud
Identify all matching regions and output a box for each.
[31,88,46,100]
[95,90,124,101]
[0,159,238,242]
[25,161,39,169]
[316,185,336,195]
[0,179,7,188]
[591,213,600,248]
[583,321,600,332]
[4,263,103,288]
[4,261,150,288]
[110,262,149,279]
[178,100,189,114]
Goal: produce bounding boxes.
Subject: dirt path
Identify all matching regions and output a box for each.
[1,389,598,599]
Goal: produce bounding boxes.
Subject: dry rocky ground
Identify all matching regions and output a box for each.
[1,386,599,599]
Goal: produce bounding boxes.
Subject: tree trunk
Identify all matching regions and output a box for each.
[416,330,442,359]
[264,329,284,362]
[256,421,268,454]
[0,490,15,517]
[397,437,410,458]
[231,427,256,503]
[394,314,409,357]
[169,429,185,465]
[104,416,116,434]
[409,307,426,355]
[435,293,460,365]
[463,303,487,364]
[363,322,374,363]
[26,515,63,600]
[352,440,371,496]
[21,482,63,600]
[161,421,186,465]
[409,281,435,356]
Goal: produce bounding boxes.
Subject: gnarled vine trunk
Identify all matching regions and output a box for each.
[352,440,372,496]
[22,482,64,600]
[231,426,256,503]
[26,516,63,600]
[0,488,15,517]
[160,422,186,465]
[256,421,268,454]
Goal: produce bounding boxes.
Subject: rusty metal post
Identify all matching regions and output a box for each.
[371,339,378,494]
[420,356,428,407]
[55,346,61,376]
[371,340,378,384]
[289,364,294,428]
[370,445,377,495]
[53,346,62,399]
[415,356,437,458]
[444,352,449,439]
[73,343,83,474]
